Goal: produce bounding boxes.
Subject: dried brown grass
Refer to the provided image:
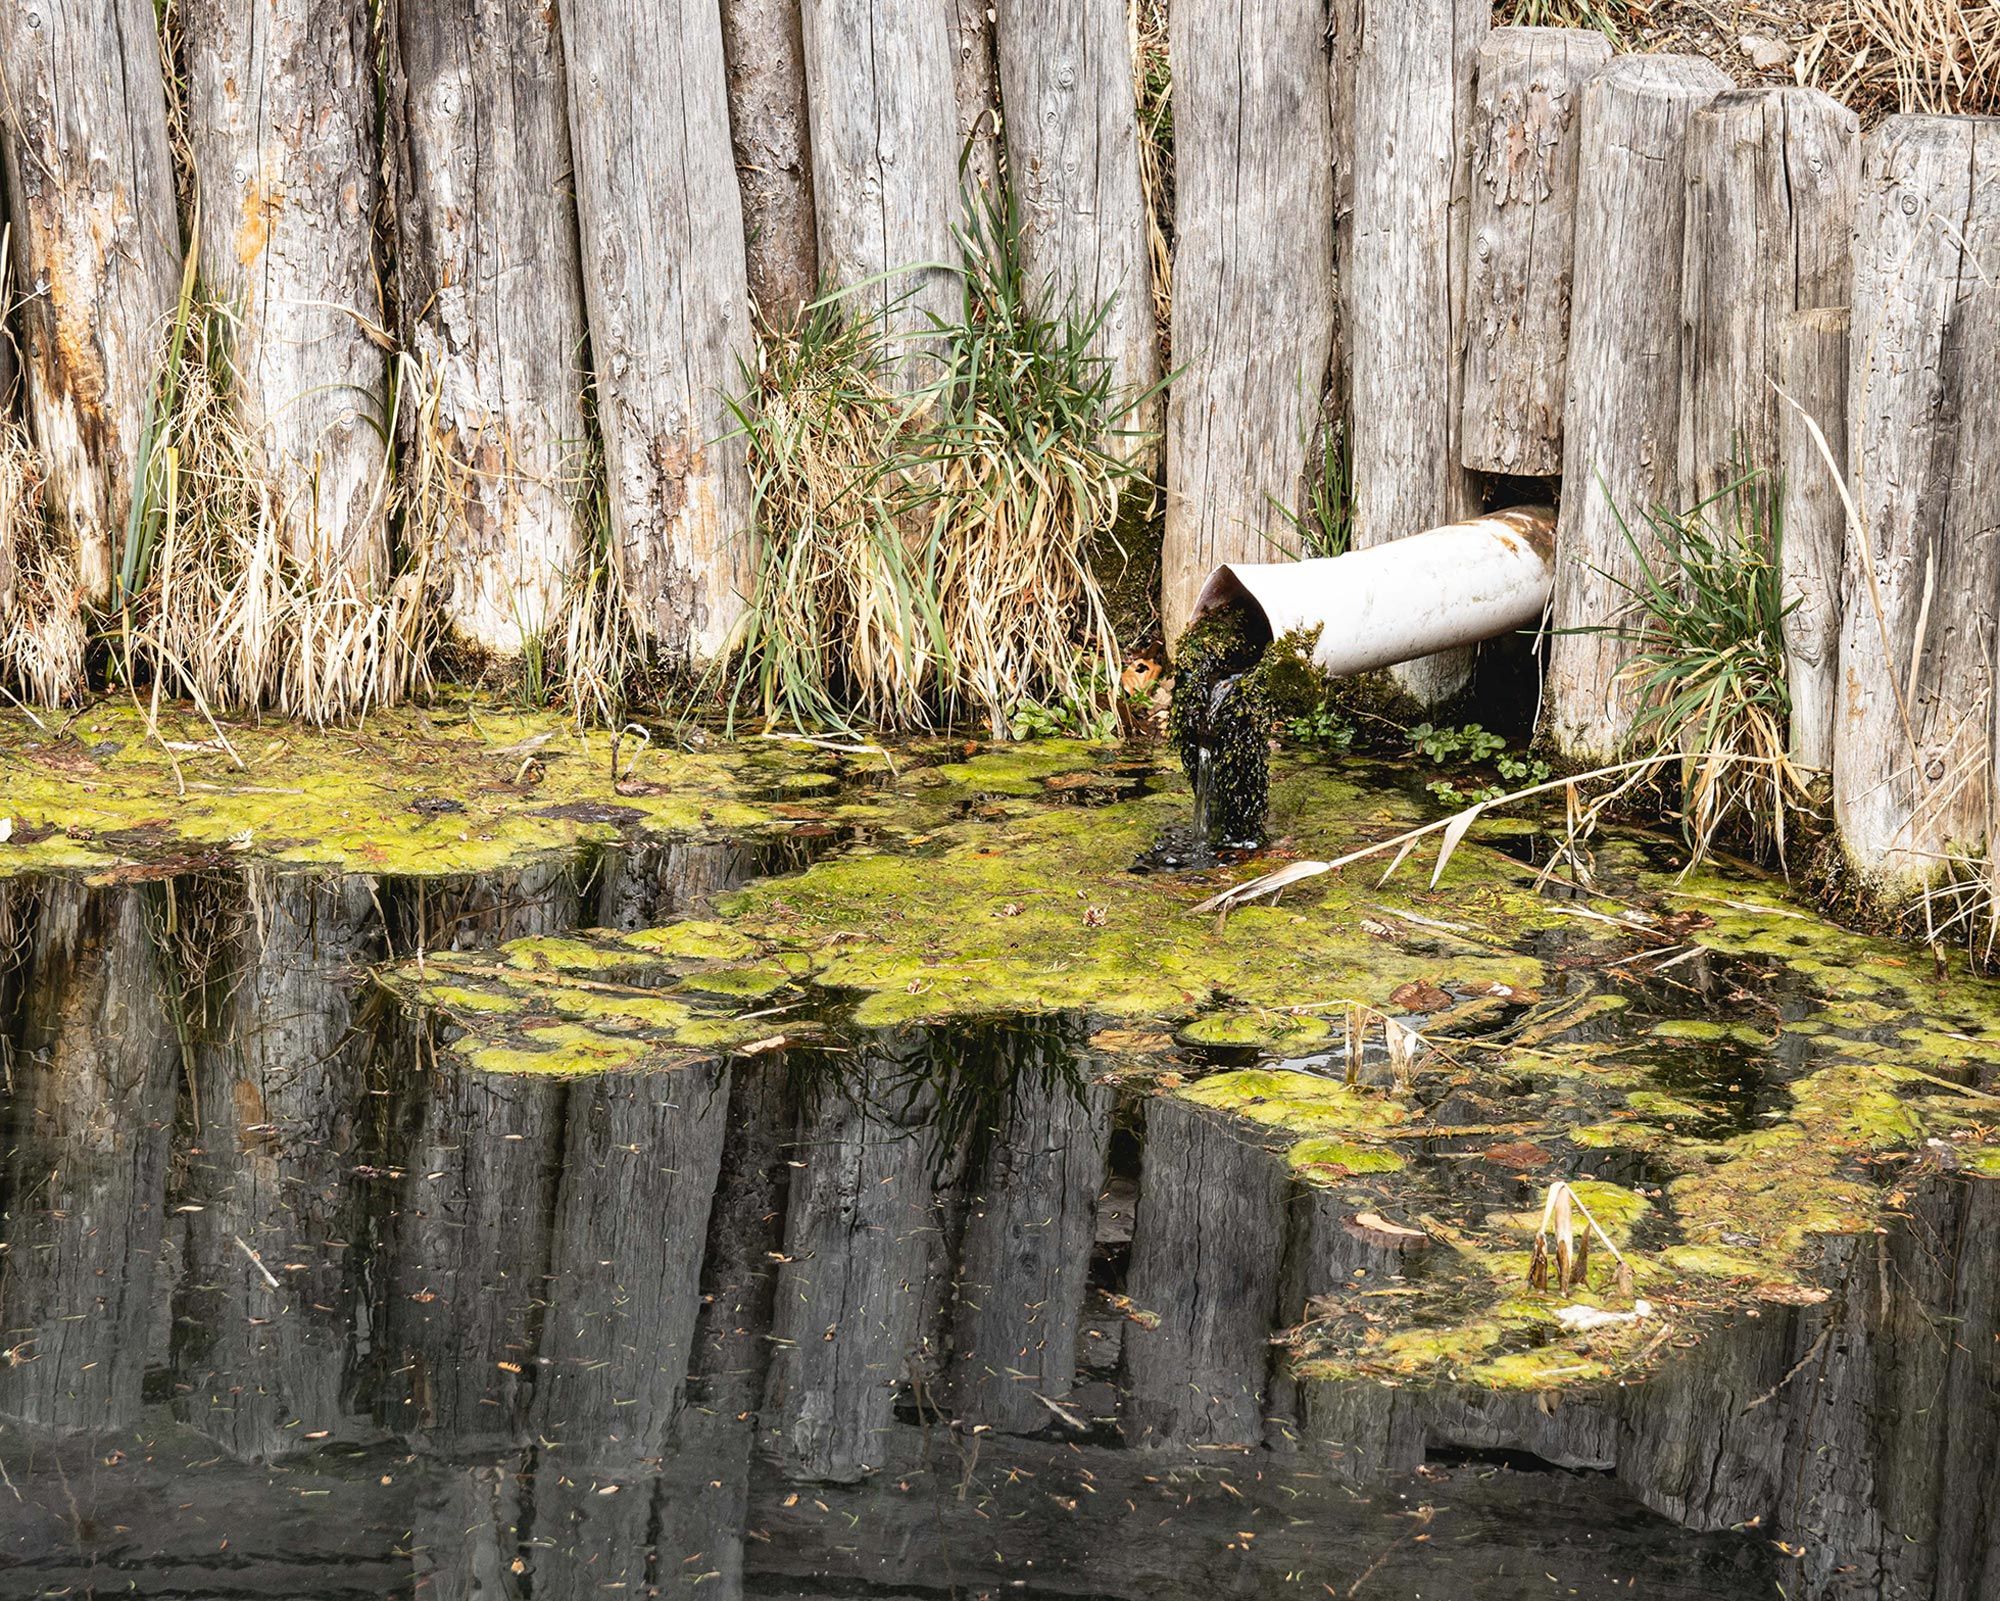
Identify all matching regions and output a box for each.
[0,421,87,707]
[1131,0,1173,361]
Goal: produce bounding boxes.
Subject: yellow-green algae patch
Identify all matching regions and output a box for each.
[1288,1137,1408,1177]
[1184,1069,1410,1134]
[1177,1009,1333,1052]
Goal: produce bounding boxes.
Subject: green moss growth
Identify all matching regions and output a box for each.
[1181,1068,1410,1135]
[1177,1009,1332,1052]
[1288,1137,1408,1177]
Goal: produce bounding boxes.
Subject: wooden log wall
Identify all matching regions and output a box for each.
[1543,56,1730,763]
[1459,26,1610,478]
[0,0,180,604]
[1678,88,1859,515]
[388,0,591,656]
[182,0,391,583]
[1835,116,2000,897]
[1161,0,1337,643]
[723,0,821,328]
[1343,0,1486,705]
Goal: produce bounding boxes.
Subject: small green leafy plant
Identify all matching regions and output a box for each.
[1284,697,1354,754]
[1409,722,1507,767]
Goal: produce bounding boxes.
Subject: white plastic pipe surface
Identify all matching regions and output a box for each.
[1186,506,1557,676]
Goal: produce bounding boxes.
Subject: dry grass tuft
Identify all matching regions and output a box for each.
[1131,0,1174,360]
[1805,0,2000,118]
[118,275,436,724]
[724,193,1142,739]
[0,422,87,707]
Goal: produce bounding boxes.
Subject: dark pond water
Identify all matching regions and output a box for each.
[0,836,1994,1599]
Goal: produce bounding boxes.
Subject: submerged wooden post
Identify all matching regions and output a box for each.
[1344,0,1487,706]
[388,0,591,659]
[1460,26,1610,478]
[1544,55,1730,763]
[995,0,1162,463]
[0,0,180,604]
[722,0,821,327]
[1161,0,1336,644]
[1834,117,2000,897]
[1776,307,1849,773]
[1679,87,1859,513]
[182,0,391,583]
[563,0,757,663]
[0,883,179,1430]
[801,0,963,354]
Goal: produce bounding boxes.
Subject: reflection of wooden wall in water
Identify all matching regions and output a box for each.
[0,881,179,1429]
[171,870,383,1460]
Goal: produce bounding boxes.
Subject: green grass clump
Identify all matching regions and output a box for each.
[723,189,1147,739]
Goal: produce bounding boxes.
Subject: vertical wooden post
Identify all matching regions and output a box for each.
[1834,117,2000,896]
[563,0,758,663]
[0,0,180,603]
[801,0,964,354]
[950,0,1003,205]
[1343,0,1487,706]
[182,0,391,583]
[1777,307,1849,773]
[723,0,822,327]
[388,0,592,659]
[995,0,1162,463]
[1544,56,1729,763]
[1460,26,1610,478]
[1679,88,1859,513]
[1161,0,1336,645]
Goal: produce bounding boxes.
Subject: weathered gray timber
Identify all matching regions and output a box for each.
[1777,307,1850,772]
[1544,56,1730,763]
[723,0,821,326]
[951,0,1003,204]
[1122,1093,1288,1446]
[946,1063,1110,1432]
[1344,0,1487,706]
[388,0,591,657]
[182,0,390,582]
[1460,26,1610,478]
[0,0,180,603]
[562,0,757,663]
[171,871,380,1461]
[996,0,1162,464]
[0,883,179,1429]
[800,0,963,358]
[1161,0,1337,643]
[1834,116,2000,895]
[762,1054,943,1482]
[1679,88,1859,514]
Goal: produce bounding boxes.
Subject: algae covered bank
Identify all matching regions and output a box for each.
[0,702,1996,1597]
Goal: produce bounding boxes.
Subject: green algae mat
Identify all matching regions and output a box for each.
[6,701,1999,1397]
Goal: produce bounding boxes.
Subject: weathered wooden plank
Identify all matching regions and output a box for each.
[1344,0,1487,706]
[0,0,180,603]
[1679,87,1859,514]
[996,0,1162,463]
[1460,26,1610,478]
[562,0,757,663]
[946,1061,1109,1433]
[171,871,380,1461]
[387,0,591,657]
[761,1052,943,1482]
[1123,1095,1288,1446]
[1834,116,2000,896]
[1776,307,1849,773]
[801,0,963,354]
[1544,55,1730,763]
[950,0,1002,205]
[723,0,821,326]
[182,0,390,582]
[0,883,179,1429]
[1160,0,1336,644]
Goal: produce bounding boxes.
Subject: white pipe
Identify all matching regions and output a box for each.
[1186,506,1557,676]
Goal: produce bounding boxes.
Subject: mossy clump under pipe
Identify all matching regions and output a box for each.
[1169,607,1272,848]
